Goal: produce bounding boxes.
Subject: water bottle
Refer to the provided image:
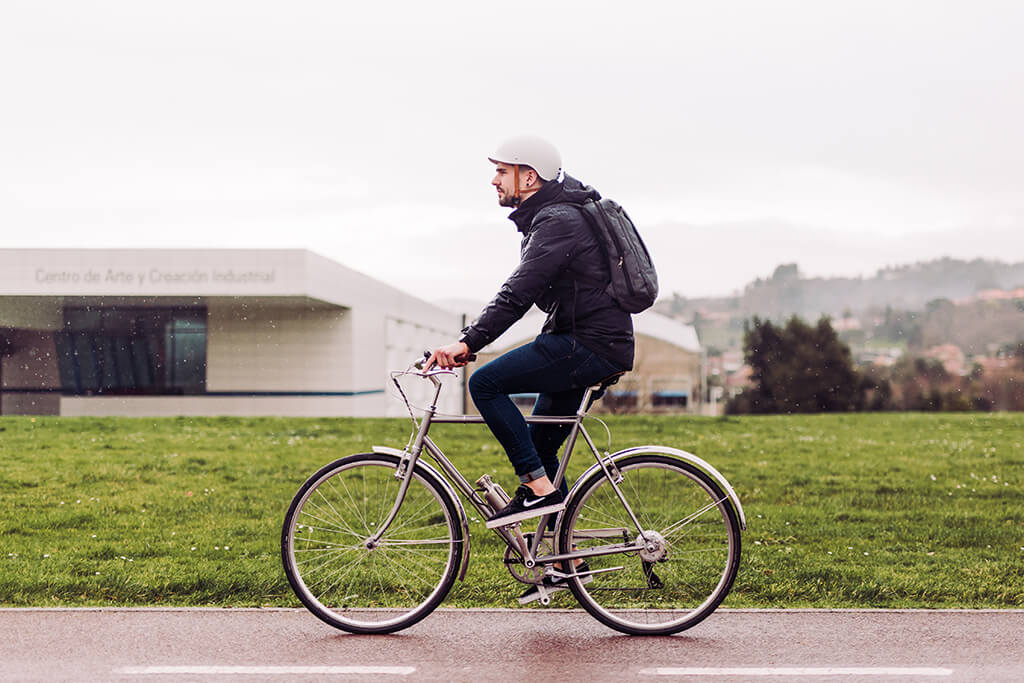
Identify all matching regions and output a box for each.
[478,474,532,564]
[475,474,510,513]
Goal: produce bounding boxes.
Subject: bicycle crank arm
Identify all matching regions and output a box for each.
[520,566,625,606]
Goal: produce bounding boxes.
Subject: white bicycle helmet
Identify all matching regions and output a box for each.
[488,136,562,181]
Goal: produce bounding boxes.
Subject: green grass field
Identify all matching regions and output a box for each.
[1,413,1022,608]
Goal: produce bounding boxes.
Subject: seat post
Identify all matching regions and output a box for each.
[576,386,596,416]
[578,371,626,416]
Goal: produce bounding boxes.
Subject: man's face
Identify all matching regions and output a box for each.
[491,162,519,207]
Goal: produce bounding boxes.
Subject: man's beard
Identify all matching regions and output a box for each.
[497,191,518,207]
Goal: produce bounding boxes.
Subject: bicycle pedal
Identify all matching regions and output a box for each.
[517,583,564,606]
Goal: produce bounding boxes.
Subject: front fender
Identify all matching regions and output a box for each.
[372,446,472,581]
[567,445,747,531]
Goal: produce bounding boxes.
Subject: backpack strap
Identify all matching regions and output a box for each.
[572,199,615,292]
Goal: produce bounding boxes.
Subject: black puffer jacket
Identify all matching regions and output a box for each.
[459,174,635,370]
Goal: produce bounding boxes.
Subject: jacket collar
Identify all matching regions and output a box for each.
[508,178,564,233]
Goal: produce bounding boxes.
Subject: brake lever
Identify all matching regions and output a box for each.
[419,366,457,378]
[413,351,477,373]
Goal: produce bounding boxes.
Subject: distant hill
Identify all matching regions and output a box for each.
[660,257,1024,319]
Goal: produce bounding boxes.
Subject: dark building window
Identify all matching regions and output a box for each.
[55,307,207,395]
[605,390,638,411]
[652,390,688,408]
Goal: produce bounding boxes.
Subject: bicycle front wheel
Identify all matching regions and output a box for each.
[559,453,741,635]
[281,453,464,634]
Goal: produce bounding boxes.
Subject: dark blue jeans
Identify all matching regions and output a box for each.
[468,333,622,498]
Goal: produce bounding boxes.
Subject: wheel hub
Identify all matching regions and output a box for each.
[636,530,667,562]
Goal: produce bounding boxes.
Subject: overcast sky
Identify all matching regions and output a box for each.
[2,1,1022,302]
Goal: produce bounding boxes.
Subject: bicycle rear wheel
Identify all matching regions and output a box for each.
[282,453,464,634]
[559,453,741,635]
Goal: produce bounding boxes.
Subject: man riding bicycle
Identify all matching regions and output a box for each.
[282,138,743,627]
[425,137,635,597]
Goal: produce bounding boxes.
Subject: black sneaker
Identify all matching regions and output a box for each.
[485,486,565,529]
[518,562,592,605]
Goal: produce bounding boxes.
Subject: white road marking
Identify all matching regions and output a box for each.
[115,665,415,676]
[639,667,954,677]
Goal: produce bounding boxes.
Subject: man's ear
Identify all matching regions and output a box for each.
[523,168,538,188]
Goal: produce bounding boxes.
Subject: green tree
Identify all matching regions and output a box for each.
[733,316,864,414]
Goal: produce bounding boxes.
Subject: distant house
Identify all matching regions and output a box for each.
[955,288,1024,305]
[721,349,745,373]
[925,344,967,376]
[724,364,753,398]
[469,310,702,414]
[975,288,1024,302]
[831,317,862,332]
[858,347,904,367]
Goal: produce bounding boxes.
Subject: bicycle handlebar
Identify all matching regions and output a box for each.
[414,350,477,370]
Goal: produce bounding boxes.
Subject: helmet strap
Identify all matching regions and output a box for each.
[512,164,540,206]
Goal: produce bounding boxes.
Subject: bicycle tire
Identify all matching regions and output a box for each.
[281,453,464,634]
[558,453,741,635]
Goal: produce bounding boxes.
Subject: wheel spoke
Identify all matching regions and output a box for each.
[560,454,740,636]
[660,496,729,538]
[283,456,462,633]
[376,538,457,547]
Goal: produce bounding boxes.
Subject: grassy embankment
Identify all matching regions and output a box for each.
[1,413,1021,608]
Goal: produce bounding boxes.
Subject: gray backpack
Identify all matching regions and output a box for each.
[579,198,659,313]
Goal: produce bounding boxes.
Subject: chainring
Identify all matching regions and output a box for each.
[503,533,554,585]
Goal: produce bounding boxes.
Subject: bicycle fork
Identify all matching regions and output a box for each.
[365,375,444,547]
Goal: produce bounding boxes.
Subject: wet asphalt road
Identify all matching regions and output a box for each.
[1,608,1022,682]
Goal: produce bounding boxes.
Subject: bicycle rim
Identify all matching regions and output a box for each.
[560,454,741,635]
[282,454,462,634]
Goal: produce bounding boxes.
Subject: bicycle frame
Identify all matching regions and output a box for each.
[371,375,629,562]
[369,370,745,579]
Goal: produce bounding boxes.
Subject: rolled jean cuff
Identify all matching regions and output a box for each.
[520,466,548,484]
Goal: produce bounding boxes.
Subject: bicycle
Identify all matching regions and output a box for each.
[281,356,746,636]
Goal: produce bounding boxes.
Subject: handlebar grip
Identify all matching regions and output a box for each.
[416,351,477,369]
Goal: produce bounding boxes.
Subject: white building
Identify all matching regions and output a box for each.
[0,249,463,417]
